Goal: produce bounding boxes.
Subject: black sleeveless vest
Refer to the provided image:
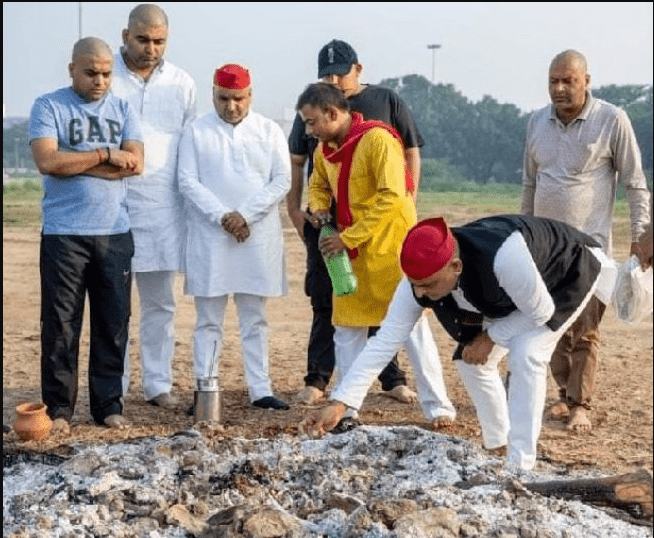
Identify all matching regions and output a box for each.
[413,215,601,341]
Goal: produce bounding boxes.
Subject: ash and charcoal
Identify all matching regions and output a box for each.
[3,425,651,538]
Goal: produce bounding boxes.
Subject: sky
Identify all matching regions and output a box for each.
[3,2,653,130]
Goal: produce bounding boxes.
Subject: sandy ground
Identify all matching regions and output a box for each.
[3,204,652,476]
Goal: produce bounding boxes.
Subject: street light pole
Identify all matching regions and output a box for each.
[427,44,441,83]
[14,138,20,169]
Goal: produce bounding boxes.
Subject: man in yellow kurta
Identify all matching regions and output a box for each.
[297,83,417,423]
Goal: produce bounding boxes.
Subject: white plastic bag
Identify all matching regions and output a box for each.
[611,255,653,324]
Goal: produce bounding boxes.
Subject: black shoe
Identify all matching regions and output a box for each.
[252,396,290,410]
[186,404,195,417]
[332,417,360,434]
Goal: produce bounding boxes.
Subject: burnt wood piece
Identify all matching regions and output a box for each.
[524,468,652,520]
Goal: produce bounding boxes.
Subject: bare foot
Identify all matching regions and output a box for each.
[51,418,70,435]
[431,416,455,432]
[567,406,592,433]
[385,385,417,404]
[295,386,325,405]
[104,414,130,429]
[546,400,570,420]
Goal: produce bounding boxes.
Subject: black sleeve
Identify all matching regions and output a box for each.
[288,113,309,156]
[350,86,424,150]
[288,112,319,177]
[389,92,424,149]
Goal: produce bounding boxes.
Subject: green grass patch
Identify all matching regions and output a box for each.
[415,185,636,258]
[3,179,42,227]
[417,184,635,221]
[416,189,521,221]
[3,178,42,197]
[0,177,639,240]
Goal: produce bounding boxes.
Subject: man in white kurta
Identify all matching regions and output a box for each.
[111,4,197,408]
[178,64,291,410]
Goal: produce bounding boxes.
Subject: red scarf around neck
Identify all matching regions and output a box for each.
[321,112,414,259]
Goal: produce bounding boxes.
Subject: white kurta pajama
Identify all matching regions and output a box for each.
[112,52,197,400]
[178,110,291,402]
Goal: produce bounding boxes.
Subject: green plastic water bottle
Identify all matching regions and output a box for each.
[319,223,358,296]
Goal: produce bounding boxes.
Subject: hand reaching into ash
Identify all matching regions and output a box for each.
[299,402,347,438]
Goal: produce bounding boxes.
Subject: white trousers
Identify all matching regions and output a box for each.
[455,345,510,451]
[193,294,273,402]
[403,315,456,420]
[334,314,456,421]
[456,285,600,471]
[123,270,177,400]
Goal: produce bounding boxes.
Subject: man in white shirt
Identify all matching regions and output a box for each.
[178,64,291,411]
[301,215,617,471]
[521,50,650,432]
[112,4,197,409]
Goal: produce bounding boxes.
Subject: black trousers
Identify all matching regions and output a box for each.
[40,232,133,425]
[302,218,406,392]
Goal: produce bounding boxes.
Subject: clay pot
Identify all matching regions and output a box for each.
[13,402,53,442]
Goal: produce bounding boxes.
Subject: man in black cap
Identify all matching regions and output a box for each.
[287,40,456,432]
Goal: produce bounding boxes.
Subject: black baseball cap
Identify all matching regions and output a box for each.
[318,39,358,78]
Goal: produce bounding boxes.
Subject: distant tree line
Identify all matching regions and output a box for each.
[3,78,653,186]
[379,75,653,187]
[594,84,654,183]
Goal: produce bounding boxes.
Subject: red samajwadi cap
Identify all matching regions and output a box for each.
[213,63,251,89]
[400,217,455,280]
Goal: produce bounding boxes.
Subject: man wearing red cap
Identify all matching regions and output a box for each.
[301,214,617,471]
[178,63,291,411]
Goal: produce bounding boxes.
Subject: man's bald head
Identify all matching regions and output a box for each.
[549,49,588,75]
[548,49,590,124]
[122,4,169,78]
[69,37,113,102]
[72,36,113,62]
[127,4,168,29]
